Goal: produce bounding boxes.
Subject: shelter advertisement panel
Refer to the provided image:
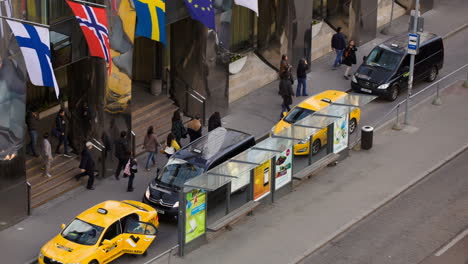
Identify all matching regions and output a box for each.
[185,189,206,244]
[333,115,349,153]
[253,160,271,201]
[275,147,292,190]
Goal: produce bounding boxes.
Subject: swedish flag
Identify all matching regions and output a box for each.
[134,0,166,45]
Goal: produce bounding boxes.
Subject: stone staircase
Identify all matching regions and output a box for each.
[229,52,278,103]
[131,96,179,157]
[26,154,82,208]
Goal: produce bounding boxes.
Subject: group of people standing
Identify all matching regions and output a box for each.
[277,26,358,118]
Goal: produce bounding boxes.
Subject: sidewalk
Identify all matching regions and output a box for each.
[164,81,468,264]
[223,0,468,138]
[0,1,467,263]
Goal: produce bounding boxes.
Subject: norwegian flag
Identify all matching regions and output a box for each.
[66,0,111,73]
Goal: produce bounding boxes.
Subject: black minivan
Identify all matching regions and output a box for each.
[351,32,444,101]
[142,127,256,219]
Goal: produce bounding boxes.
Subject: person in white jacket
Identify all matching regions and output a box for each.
[42,132,53,177]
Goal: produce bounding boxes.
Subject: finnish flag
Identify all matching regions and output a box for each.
[6,20,59,98]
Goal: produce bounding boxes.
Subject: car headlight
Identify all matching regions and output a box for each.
[172,201,179,208]
[298,138,309,144]
[352,75,357,83]
[145,187,151,200]
[377,83,390,89]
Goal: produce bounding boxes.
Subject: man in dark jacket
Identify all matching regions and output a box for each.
[114,130,129,180]
[296,59,309,96]
[76,141,95,190]
[331,27,347,69]
[208,112,222,132]
[278,71,294,118]
[55,109,70,156]
[26,111,40,157]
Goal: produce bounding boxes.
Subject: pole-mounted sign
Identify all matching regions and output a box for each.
[407,33,420,55]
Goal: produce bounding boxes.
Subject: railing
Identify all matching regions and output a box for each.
[372,63,468,130]
[143,244,179,264]
[173,76,207,126]
[131,130,136,157]
[91,138,106,178]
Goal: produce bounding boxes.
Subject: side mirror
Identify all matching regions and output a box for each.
[363,56,367,62]
[282,112,287,118]
[101,239,112,246]
[61,224,66,230]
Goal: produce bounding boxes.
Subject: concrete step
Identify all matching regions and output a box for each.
[27,156,79,187]
[31,175,82,209]
[131,100,177,128]
[132,96,170,117]
[31,161,81,199]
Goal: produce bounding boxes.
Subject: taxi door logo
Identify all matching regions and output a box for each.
[127,235,140,247]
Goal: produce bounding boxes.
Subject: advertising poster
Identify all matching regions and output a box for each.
[333,115,349,153]
[185,189,206,244]
[275,147,293,190]
[253,160,271,201]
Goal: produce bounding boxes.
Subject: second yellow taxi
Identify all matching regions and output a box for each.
[272,90,360,155]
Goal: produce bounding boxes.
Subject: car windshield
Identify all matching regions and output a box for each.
[61,219,104,246]
[284,107,315,124]
[157,162,204,188]
[365,47,402,71]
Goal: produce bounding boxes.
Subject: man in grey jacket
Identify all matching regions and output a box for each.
[42,133,53,177]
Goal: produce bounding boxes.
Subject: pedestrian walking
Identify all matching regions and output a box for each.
[279,54,291,77]
[26,111,40,157]
[143,126,161,171]
[171,111,187,146]
[42,133,53,178]
[208,112,222,132]
[114,130,129,180]
[187,116,202,142]
[331,27,347,69]
[163,133,180,159]
[278,71,294,118]
[54,109,70,156]
[296,58,309,97]
[342,40,357,80]
[123,151,138,192]
[76,141,95,190]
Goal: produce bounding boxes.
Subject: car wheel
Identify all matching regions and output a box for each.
[349,118,357,134]
[311,139,321,155]
[89,260,98,264]
[143,250,148,257]
[426,66,438,82]
[387,85,399,101]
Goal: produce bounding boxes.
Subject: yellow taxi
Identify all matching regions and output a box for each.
[272,90,360,155]
[38,200,159,264]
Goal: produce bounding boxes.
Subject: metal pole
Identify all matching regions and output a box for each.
[392,104,402,130]
[404,0,420,125]
[432,82,442,105]
[0,14,49,28]
[389,0,395,29]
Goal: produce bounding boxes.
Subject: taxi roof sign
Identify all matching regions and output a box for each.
[97,208,108,214]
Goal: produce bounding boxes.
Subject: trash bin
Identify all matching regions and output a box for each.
[361,126,374,150]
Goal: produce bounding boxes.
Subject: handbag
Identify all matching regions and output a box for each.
[164,145,175,155]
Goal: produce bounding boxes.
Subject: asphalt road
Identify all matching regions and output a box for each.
[301,148,468,264]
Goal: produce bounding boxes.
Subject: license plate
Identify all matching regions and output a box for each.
[361,88,372,93]
[156,209,165,215]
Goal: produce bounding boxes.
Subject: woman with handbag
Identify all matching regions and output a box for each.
[123,151,138,192]
[342,40,357,80]
[163,133,181,159]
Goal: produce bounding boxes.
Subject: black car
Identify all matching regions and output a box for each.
[351,32,444,101]
[142,127,256,219]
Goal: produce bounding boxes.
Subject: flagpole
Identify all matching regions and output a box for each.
[0,15,49,28]
[69,0,107,8]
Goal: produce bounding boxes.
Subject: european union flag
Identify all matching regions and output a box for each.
[134,0,166,45]
[184,0,216,30]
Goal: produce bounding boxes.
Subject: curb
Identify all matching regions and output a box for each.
[443,22,468,39]
[291,142,468,264]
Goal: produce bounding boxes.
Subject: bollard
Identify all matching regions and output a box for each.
[432,82,442,105]
[392,104,402,130]
[464,71,468,88]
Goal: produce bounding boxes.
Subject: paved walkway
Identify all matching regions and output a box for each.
[161,81,468,264]
[0,1,467,263]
